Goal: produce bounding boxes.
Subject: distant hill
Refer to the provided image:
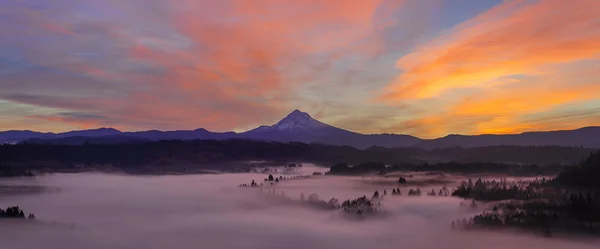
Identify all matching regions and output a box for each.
[415,127,600,149]
[0,128,121,144]
[0,130,54,143]
[2,110,599,149]
[124,129,237,141]
[55,128,121,138]
[25,135,150,145]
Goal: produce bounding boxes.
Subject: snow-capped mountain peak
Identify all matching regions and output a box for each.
[271,109,328,131]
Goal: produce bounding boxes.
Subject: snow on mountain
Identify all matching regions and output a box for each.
[244,109,347,135]
[270,109,329,131]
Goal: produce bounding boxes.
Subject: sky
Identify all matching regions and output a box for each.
[0,0,599,138]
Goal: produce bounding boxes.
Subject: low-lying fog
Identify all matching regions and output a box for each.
[0,165,597,249]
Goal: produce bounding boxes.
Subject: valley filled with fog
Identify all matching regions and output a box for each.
[0,165,597,249]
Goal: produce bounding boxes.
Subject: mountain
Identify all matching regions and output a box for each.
[0,130,53,143]
[25,135,150,145]
[0,128,121,144]
[241,109,421,149]
[2,110,600,149]
[244,109,347,136]
[55,127,122,138]
[415,126,600,149]
[124,128,237,141]
[248,109,330,132]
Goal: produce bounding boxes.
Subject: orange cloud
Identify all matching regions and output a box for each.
[454,80,600,117]
[377,0,600,137]
[384,0,600,100]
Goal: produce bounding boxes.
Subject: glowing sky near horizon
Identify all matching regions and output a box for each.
[0,0,599,138]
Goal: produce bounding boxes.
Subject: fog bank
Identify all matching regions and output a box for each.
[0,168,597,249]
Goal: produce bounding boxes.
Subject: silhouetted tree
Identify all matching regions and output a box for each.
[398,177,407,184]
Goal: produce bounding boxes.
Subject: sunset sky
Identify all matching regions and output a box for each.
[1,0,599,138]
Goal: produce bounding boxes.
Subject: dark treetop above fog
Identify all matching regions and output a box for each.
[1,110,600,149]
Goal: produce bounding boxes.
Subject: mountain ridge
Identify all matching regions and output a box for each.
[2,110,599,149]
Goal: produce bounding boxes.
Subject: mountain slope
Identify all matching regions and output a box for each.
[242,109,421,149]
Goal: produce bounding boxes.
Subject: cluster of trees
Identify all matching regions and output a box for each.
[414,162,566,176]
[555,151,600,188]
[0,206,35,219]
[302,193,340,210]
[459,200,479,211]
[563,191,600,222]
[455,193,600,235]
[424,145,594,166]
[452,178,543,201]
[328,161,570,176]
[452,209,557,235]
[427,188,449,196]
[451,151,600,235]
[371,187,450,197]
[407,188,422,196]
[397,177,407,184]
[257,187,386,218]
[355,187,445,198]
[256,189,342,212]
[239,173,317,187]
[341,196,382,216]
[238,180,261,187]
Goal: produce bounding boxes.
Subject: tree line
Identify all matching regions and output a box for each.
[0,140,592,174]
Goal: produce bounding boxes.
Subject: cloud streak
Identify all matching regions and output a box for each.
[384,0,600,100]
